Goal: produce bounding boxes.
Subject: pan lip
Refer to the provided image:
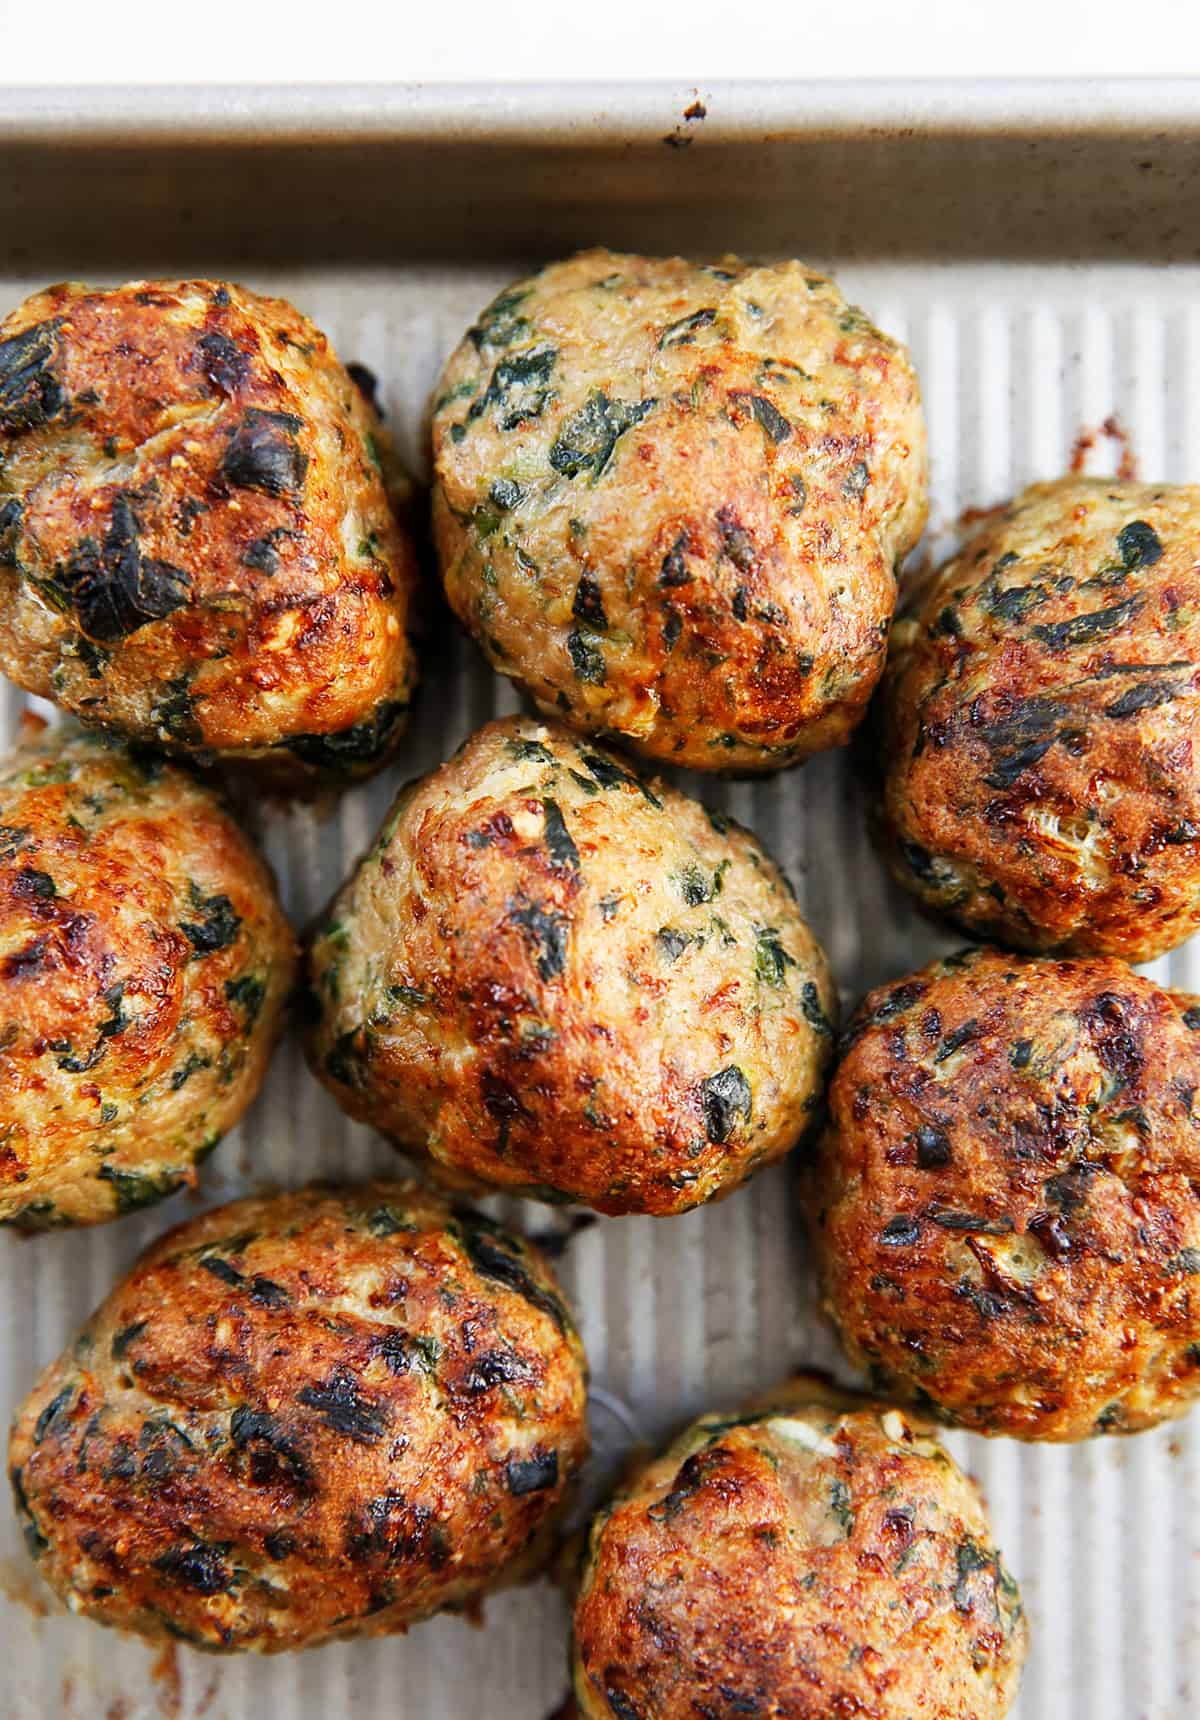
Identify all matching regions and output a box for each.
[0,79,1198,147]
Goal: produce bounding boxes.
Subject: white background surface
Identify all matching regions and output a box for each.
[0,0,1196,83]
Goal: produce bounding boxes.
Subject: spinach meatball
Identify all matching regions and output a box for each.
[432,250,927,772]
[0,280,419,778]
[877,477,1200,959]
[0,720,294,1229]
[808,947,1200,1440]
[571,1376,1026,1720]
[9,1181,588,1651]
[305,715,835,1215]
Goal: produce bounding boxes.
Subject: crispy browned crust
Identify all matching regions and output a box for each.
[431,250,927,773]
[0,721,295,1228]
[303,715,836,1216]
[571,1376,1026,1720]
[807,946,1200,1440]
[9,1181,589,1651]
[877,477,1200,959]
[0,280,420,777]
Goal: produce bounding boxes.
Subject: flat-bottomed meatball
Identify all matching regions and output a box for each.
[571,1376,1026,1720]
[432,250,927,772]
[0,280,419,777]
[305,715,835,1215]
[808,947,1200,1439]
[9,1182,589,1650]
[877,477,1200,959]
[0,721,294,1228]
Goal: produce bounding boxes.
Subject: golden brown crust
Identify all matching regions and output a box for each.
[808,946,1200,1439]
[0,280,420,777]
[571,1377,1026,1720]
[304,715,835,1215]
[0,721,295,1228]
[877,477,1200,959]
[431,250,927,772]
[9,1181,589,1651]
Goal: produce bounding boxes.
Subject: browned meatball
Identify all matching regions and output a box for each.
[9,1182,589,1651]
[432,249,927,772]
[0,719,295,1229]
[877,477,1200,959]
[0,280,419,778]
[571,1375,1026,1720]
[304,715,835,1216]
[807,946,1200,1439]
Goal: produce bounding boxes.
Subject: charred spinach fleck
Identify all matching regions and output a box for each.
[658,307,716,348]
[220,409,307,497]
[49,495,191,642]
[568,629,606,684]
[467,288,532,352]
[799,981,834,1036]
[1105,679,1180,718]
[297,1367,389,1444]
[572,573,608,631]
[509,896,569,980]
[701,1065,752,1143]
[455,1209,569,1333]
[33,1386,74,1446]
[541,799,580,871]
[180,885,241,956]
[659,530,693,588]
[728,390,792,443]
[465,346,557,433]
[1116,520,1163,570]
[754,927,794,986]
[286,700,407,772]
[1033,597,1139,652]
[504,1449,559,1496]
[549,391,656,482]
[153,1542,232,1596]
[98,1164,183,1214]
[488,477,523,511]
[224,973,266,1026]
[0,318,64,433]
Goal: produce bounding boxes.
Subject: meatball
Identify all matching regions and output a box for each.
[431,249,926,772]
[877,477,1200,960]
[305,715,834,1215]
[9,1181,589,1651]
[0,279,419,778]
[807,946,1200,1439]
[0,720,295,1229]
[570,1374,1026,1720]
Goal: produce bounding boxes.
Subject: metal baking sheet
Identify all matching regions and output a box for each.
[2,82,1200,1720]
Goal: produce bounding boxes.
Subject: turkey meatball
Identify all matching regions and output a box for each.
[9,1181,589,1650]
[571,1375,1026,1720]
[0,280,419,778]
[808,946,1200,1439]
[877,477,1200,959]
[432,249,927,772]
[305,715,835,1215]
[0,720,295,1229]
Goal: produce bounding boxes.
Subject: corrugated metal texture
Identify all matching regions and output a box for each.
[1,260,1199,1718]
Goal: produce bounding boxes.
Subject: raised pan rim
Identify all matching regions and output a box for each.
[0,79,1199,145]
